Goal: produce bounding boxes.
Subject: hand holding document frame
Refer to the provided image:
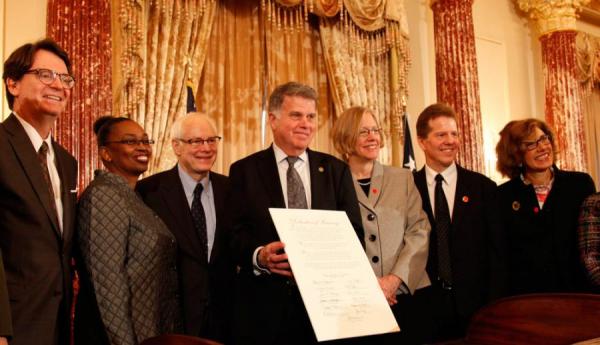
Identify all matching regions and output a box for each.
[269,208,399,342]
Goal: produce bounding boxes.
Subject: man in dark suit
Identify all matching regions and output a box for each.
[229,82,364,345]
[0,39,78,345]
[136,112,233,342]
[412,103,507,342]
[0,255,12,344]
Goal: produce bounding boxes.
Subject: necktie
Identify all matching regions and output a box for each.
[434,174,452,284]
[286,156,308,209]
[38,142,59,227]
[191,183,208,261]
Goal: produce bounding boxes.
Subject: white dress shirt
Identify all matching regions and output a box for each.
[177,165,217,261]
[272,143,311,208]
[253,144,312,274]
[14,112,64,232]
[424,162,457,220]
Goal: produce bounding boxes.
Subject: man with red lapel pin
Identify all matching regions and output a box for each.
[412,103,508,343]
[228,82,364,345]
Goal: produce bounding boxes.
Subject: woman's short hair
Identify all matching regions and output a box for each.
[93,116,131,146]
[331,106,384,161]
[495,118,557,179]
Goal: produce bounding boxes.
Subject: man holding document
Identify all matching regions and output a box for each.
[228,82,364,345]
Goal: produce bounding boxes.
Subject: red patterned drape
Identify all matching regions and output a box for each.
[47,0,112,191]
[431,0,484,172]
[541,30,588,172]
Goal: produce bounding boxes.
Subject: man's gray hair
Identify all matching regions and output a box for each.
[268,82,318,115]
[170,112,218,140]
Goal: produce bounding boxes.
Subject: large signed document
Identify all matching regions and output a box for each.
[269,208,399,342]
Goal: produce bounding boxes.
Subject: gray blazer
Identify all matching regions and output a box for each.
[355,161,431,293]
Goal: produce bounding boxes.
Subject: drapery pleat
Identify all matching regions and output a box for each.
[47,0,112,190]
[320,16,407,164]
[114,0,410,171]
[583,90,600,189]
[196,0,265,174]
[265,5,335,158]
[114,0,216,174]
[577,32,600,187]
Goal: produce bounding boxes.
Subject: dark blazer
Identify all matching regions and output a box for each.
[413,165,507,319]
[498,167,595,295]
[0,114,77,345]
[228,146,363,345]
[136,167,234,342]
[0,253,13,339]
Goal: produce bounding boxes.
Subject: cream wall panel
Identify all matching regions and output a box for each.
[1,0,47,119]
[405,0,436,169]
[473,0,544,121]
[476,37,510,183]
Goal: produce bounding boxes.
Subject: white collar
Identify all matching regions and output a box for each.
[272,143,308,164]
[13,112,53,152]
[425,162,457,186]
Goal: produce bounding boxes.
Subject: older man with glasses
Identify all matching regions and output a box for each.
[0,38,78,345]
[136,112,234,344]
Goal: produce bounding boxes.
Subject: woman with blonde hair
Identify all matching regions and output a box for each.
[331,106,431,344]
[496,118,595,295]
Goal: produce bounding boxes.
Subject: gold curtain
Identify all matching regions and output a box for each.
[264,2,335,157]
[198,1,336,174]
[577,32,600,187]
[320,18,400,164]
[583,90,600,189]
[268,0,411,165]
[115,0,410,173]
[113,0,217,174]
[196,0,265,174]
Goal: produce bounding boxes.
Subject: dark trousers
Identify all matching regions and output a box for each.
[413,285,469,344]
[357,291,432,345]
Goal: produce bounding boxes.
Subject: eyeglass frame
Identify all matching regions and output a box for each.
[358,127,383,138]
[176,136,222,147]
[104,139,155,146]
[521,134,551,151]
[24,68,76,89]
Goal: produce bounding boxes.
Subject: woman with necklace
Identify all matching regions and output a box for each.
[496,118,595,295]
[331,106,431,345]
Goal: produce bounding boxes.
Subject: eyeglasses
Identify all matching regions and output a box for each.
[24,69,75,89]
[104,139,155,146]
[177,136,222,147]
[521,134,551,151]
[358,127,382,137]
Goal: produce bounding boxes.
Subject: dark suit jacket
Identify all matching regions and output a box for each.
[498,167,595,295]
[0,252,13,338]
[136,167,234,342]
[0,114,77,345]
[414,165,507,319]
[228,146,363,345]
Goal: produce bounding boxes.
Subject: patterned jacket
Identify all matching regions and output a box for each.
[579,193,600,287]
[77,170,181,345]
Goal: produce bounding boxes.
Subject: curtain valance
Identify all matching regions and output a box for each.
[577,32,600,92]
[270,0,408,34]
